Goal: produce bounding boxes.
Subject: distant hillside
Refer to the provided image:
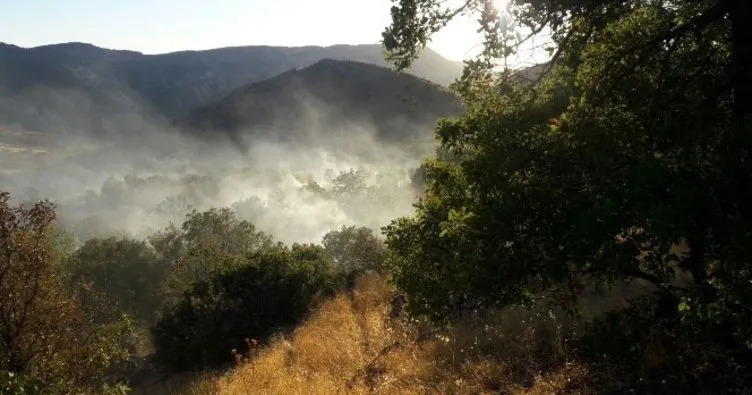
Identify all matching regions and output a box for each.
[0,43,151,136]
[176,59,463,147]
[0,42,463,135]
[114,44,462,118]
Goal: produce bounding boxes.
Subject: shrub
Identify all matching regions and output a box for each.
[322,225,387,276]
[578,293,752,394]
[65,237,168,326]
[149,208,274,303]
[0,191,133,394]
[152,243,340,372]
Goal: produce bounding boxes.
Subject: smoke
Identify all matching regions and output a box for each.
[0,86,432,246]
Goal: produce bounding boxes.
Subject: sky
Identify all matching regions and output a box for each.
[0,0,547,65]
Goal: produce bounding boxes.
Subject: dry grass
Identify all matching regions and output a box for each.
[169,273,595,395]
[129,370,220,395]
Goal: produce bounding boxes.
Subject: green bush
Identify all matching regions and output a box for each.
[65,237,168,326]
[0,371,46,395]
[152,243,341,372]
[149,208,273,303]
[578,293,752,394]
[0,192,133,394]
[322,225,387,276]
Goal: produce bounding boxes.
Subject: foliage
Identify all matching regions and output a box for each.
[322,225,388,275]
[44,224,78,264]
[296,167,419,235]
[381,0,752,391]
[149,208,274,302]
[331,169,369,197]
[152,243,340,372]
[576,295,750,393]
[66,237,168,326]
[0,191,133,394]
[0,370,47,395]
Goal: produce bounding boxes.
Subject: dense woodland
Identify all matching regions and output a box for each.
[2,0,752,393]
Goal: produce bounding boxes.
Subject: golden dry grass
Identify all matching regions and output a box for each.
[174,273,594,395]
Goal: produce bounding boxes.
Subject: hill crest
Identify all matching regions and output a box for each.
[177,58,462,147]
[0,42,463,136]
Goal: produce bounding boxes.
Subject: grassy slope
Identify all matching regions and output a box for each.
[137,274,597,395]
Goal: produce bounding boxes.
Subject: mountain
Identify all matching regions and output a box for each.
[0,42,463,135]
[0,43,150,136]
[176,59,463,148]
[113,44,462,118]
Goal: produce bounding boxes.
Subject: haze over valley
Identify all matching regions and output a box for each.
[0,42,462,244]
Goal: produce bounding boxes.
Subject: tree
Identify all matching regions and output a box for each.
[66,237,168,326]
[152,243,339,372]
[332,169,368,197]
[381,0,752,391]
[149,208,274,301]
[0,191,132,393]
[322,225,388,275]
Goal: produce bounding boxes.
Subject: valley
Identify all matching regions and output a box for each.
[2,0,748,393]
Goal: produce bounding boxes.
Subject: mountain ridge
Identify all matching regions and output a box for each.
[177,58,463,148]
[0,42,463,136]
